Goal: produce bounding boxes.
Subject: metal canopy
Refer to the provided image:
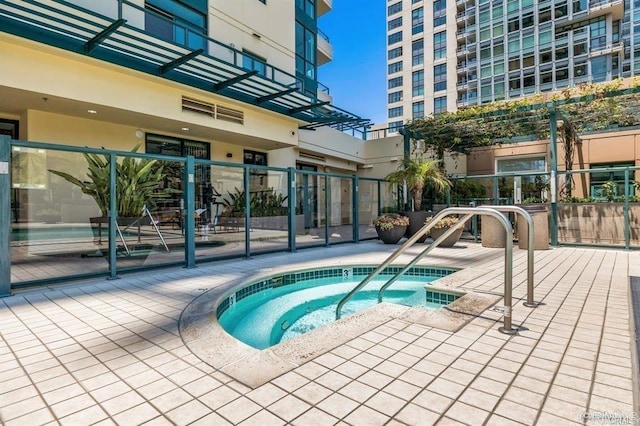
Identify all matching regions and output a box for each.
[0,0,369,130]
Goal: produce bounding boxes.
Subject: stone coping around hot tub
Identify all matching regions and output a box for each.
[178,265,500,388]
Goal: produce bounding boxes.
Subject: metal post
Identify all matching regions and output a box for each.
[288,167,296,252]
[0,135,12,296]
[624,167,630,250]
[548,107,559,246]
[353,176,359,243]
[493,175,499,204]
[244,166,251,257]
[324,175,330,246]
[377,180,382,216]
[184,156,196,268]
[108,153,118,279]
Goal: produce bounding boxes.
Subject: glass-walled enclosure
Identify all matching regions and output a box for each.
[7,139,394,287]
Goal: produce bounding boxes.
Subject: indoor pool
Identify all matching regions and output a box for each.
[217,266,458,349]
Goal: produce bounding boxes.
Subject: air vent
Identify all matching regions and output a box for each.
[182,97,214,117]
[182,97,244,125]
[299,152,326,162]
[216,105,244,124]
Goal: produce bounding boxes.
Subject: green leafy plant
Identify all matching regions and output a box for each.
[222,187,288,217]
[49,144,170,217]
[602,180,618,202]
[373,213,409,231]
[385,157,451,211]
[425,216,460,229]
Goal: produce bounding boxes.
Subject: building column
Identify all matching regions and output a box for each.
[0,135,12,296]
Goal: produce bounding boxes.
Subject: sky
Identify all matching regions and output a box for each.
[318,0,387,125]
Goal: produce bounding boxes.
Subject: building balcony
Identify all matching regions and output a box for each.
[317,0,332,17]
[317,81,333,104]
[589,41,624,58]
[317,28,333,65]
[456,46,470,57]
[0,0,365,129]
[589,0,624,20]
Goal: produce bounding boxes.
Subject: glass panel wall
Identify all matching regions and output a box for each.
[358,179,379,240]
[197,164,247,260]
[248,167,289,254]
[11,147,110,284]
[114,154,185,272]
[328,177,353,243]
[295,171,327,248]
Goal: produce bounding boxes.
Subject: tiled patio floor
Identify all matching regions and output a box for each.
[1,241,638,425]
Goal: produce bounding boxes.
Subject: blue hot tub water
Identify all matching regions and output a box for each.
[217,266,458,349]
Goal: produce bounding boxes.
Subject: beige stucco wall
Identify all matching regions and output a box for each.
[209,1,295,75]
[0,37,298,150]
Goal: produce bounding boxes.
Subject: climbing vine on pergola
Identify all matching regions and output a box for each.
[403,78,640,197]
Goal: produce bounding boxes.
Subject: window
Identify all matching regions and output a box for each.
[412,101,424,119]
[296,0,315,19]
[412,39,424,65]
[0,118,18,138]
[412,7,424,34]
[412,70,424,96]
[388,47,403,60]
[389,76,403,88]
[433,0,446,27]
[434,64,447,92]
[146,133,210,209]
[388,91,403,103]
[434,31,446,60]
[590,163,635,199]
[590,19,606,49]
[388,1,402,15]
[242,50,267,77]
[389,120,403,132]
[434,96,447,114]
[244,149,267,166]
[388,61,403,74]
[388,31,402,45]
[295,21,316,85]
[388,17,402,31]
[145,0,207,50]
[388,106,404,118]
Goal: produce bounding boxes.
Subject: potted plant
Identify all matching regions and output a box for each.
[49,144,172,246]
[424,215,463,247]
[373,213,410,244]
[385,156,451,242]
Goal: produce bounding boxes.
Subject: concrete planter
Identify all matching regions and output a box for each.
[481,213,510,248]
[558,202,640,245]
[516,204,549,250]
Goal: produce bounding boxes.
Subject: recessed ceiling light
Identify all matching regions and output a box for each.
[87,109,97,114]
[181,127,189,131]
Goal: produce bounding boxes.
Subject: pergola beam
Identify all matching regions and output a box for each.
[213,71,259,91]
[159,49,204,75]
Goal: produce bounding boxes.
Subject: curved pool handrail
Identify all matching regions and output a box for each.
[376,212,475,303]
[335,206,517,334]
[482,205,537,307]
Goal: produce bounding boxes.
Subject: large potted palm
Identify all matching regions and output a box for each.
[385,156,451,242]
[49,144,171,248]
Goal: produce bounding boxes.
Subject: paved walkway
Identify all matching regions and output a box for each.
[1,241,638,425]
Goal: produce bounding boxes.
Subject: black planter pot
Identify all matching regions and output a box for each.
[375,225,407,244]
[430,226,463,247]
[400,211,430,243]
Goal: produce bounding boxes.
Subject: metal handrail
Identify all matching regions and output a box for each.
[482,205,537,307]
[335,207,518,334]
[376,212,475,302]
